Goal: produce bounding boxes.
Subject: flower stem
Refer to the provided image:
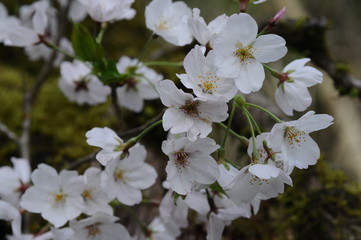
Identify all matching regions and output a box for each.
[243,107,262,135]
[262,63,282,78]
[40,36,78,60]
[221,101,236,148]
[242,106,259,162]
[144,61,183,67]
[246,103,282,123]
[96,22,108,44]
[137,33,156,64]
[217,123,249,147]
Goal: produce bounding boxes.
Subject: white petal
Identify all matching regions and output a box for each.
[283,58,310,72]
[234,61,265,93]
[248,164,280,179]
[253,34,287,63]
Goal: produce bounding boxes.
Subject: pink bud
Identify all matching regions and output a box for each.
[271,7,286,25]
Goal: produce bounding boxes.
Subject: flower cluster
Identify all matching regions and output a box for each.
[0,0,335,239]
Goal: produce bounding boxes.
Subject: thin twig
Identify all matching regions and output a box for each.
[118,110,164,139]
[0,122,19,143]
[66,152,97,170]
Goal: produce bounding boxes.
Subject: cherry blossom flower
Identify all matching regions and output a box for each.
[268,111,333,169]
[81,167,113,215]
[0,3,20,43]
[58,60,111,105]
[5,0,50,47]
[20,164,85,228]
[70,213,132,240]
[159,190,188,236]
[187,8,228,47]
[162,137,220,195]
[275,58,323,115]
[212,13,287,94]
[145,0,193,46]
[146,217,177,240]
[157,80,228,141]
[226,163,292,206]
[57,0,87,22]
[103,145,157,205]
[116,56,162,112]
[177,45,237,101]
[0,157,31,207]
[86,127,125,165]
[0,200,21,236]
[77,0,136,22]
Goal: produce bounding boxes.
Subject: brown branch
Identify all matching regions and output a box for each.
[274,17,361,98]
[66,151,97,170]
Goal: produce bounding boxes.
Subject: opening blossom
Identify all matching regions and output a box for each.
[275,58,323,115]
[59,60,111,105]
[145,0,193,46]
[86,127,139,166]
[20,164,85,228]
[162,137,220,195]
[212,13,287,94]
[116,56,162,112]
[177,45,238,102]
[157,80,229,141]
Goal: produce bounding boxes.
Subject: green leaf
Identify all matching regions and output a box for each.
[71,23,104,62]
[209,181,228,197]
[96,60,128,84]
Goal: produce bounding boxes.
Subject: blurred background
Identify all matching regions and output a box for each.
[0,0,361,239]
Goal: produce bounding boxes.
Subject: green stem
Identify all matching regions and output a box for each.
[242,106,259,162]
[246,103,282,123]
[221,101,236,149]
[41,37,78,60]
[144,61,183,67]
[96,22,108,44]
[243,108,262,135]
[137,34,155,64]
[263,63,281,78]
[217,122,249,147]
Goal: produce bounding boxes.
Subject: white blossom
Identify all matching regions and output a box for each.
[177,45,237,101]
[157,80,228,141]
[59,60,111,105]
[145,0,193,46]
[162,137,220,195]
[103,145,157,205]
[268,111,333,169]
[81,167,113,215]
[187,8,228,47]
[70,213,132,240]
[116,56,162,112]
[20,164,85,228]
[0,157,31,207]
[275,58,323,115]
[77,0,136,22]
[212,13,287,94]
[86,127,127,166]
[5,0,51,47]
